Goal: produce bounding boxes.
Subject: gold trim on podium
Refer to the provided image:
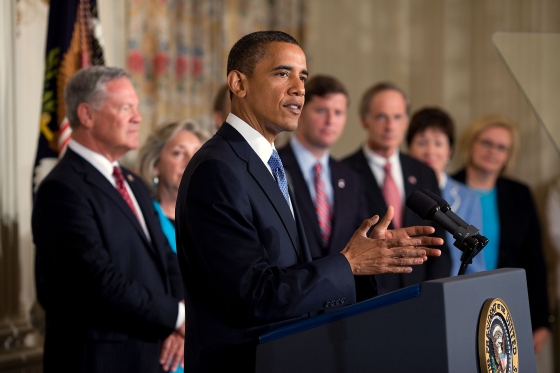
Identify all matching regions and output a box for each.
[478,298,519,373]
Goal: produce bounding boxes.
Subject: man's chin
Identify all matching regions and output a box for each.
[277,122,298,133]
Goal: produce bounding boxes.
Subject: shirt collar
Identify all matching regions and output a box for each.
[227,113,275,165]
[363,144,400,168]
[68,139,119,185]
[290,135,330,171]
[439,172,447,189]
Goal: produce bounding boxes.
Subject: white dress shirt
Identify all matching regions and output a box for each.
[289,136,334,206]
[362,145,405,204]
[227,113,294,216]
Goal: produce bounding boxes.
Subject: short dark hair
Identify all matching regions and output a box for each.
[359,82,410,120]
[226,31,299,78]
[406,107,455,149]
[304,75,349,105]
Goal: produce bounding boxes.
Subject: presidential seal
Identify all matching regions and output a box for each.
[478,298,518,373]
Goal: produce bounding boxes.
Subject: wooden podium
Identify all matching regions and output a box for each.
[256,268,536,372]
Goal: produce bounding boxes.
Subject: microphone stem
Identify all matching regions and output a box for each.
[457,262,469,276]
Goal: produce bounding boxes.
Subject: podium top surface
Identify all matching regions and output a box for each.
[259,268,526,344]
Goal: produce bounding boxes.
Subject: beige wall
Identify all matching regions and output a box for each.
[305,0,560,179]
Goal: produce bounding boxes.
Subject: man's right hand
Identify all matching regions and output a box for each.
[341,206,443,275]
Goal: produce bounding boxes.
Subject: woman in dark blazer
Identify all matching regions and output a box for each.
[452,114,550,353]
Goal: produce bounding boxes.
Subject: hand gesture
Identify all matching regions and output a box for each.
[341,206,443,275]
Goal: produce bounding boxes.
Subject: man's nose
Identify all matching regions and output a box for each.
[289,78,305,96]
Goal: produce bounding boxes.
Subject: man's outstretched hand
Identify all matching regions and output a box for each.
[341,206,443,275]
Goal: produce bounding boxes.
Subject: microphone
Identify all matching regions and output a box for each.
[421,189,469,228]
[406,190,489,275]
[420,189,489,248]
[405,190,460,234]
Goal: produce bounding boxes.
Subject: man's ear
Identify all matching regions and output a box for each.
[227,70,247,98]
[76,102,95,129]
[360,117,368,130]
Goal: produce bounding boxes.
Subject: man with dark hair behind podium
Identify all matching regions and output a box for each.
[278,75,376,301]
[175,31,443,372]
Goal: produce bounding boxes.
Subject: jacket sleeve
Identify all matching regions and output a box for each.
[178,158,356,325]
[520,185,550,330]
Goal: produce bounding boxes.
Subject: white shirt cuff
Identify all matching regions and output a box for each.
[175,302,185,329]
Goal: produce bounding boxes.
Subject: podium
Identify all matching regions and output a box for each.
[256,268,536,372]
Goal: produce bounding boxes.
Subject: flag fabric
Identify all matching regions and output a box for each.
[33,0,104,194]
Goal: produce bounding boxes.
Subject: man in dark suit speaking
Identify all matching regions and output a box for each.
[32,66,185,372]
[175,31,443,372]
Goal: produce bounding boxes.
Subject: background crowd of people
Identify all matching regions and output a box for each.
[31,32,554,371]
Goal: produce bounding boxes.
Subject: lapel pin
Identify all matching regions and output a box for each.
[127,174,134,182]
[408,176,417,185]
[338,179,345,188]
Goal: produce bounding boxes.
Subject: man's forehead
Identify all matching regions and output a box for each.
[370,89,406,110]
[260,42,307,69]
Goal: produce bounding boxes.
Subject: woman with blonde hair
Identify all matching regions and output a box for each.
[138,119,209,224]
[453,114,550,353]
[137,119,209,372]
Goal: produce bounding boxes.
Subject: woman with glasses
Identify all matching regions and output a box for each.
[453,114,550,353]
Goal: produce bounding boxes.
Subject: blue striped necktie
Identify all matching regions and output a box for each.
[267,150,291,207]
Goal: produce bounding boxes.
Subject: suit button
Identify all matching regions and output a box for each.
[335,299,340,306]
[341,298,345,304]
[325,301,331,308]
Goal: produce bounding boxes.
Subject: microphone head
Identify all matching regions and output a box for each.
[406,190,440,220]
[422,189,451,212]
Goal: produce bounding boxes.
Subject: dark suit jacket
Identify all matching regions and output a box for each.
[453,169,550,330]
[32,148,183,373]
[176,123,356,372]
[342,148,451,294]
[278,143,377,301]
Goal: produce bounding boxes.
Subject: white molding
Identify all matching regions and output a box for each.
[0,0,17,258]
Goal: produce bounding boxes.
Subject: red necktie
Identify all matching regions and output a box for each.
[112,166,139,221]
[382,162,402,228]
[314,163,332,246]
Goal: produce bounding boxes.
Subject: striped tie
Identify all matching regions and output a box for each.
[113,166,140,221]
[314,163,332,246]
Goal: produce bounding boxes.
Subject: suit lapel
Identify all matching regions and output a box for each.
[280,145,323,246]
[352,150,387,218]
[329,158,346,247]
[220,125,302,259]
[400,154,418,227]
[124,168,170,275]
[65,150,159,260]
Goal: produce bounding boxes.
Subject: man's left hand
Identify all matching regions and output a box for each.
[370,206,442,260]
[160,331,184,372]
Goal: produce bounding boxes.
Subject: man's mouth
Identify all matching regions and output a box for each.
[284,103,302,114]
